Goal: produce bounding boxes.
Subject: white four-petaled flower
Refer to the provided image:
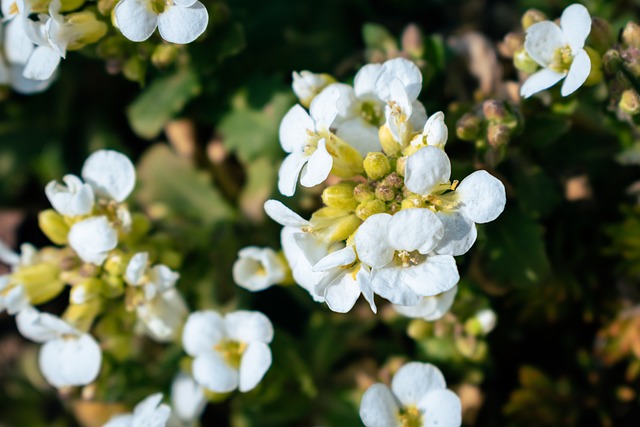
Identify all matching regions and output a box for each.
[232,246,288,292]
[103,393,171,427]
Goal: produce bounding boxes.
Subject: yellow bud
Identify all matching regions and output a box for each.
[513,48,538,74]
[103,251,127,276]
[70,278,103,305]
[311,207,362,241]
[400,195,426,210]
[13,263,65,305]
[63,298,102,333]
[583,46,603,86]
[66,12,108,50]
[355,199,386,220]
[521,9,547,30]
[325,135,364,178]
[354,183,375,202]
[619,89,640,115]
[101,274,124,298]
[464,318,484,336]
[622,21,640,48]
[38,209,70,245]
[379,124,401,156]
[322,182,359,211]
[455,113,481,142]
[363,152,391,180]
[97,0,116,15]
[151,44,179,69]
[395,156,407,177]
[407,319,432,340]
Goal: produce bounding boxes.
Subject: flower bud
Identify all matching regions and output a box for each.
[292,71,336,108]
[326,136,364,178]
[151,44,179,69]
[38,209,70,245]
[70,278,103,304]
[589,17,613,54]
[375,184,396,202]
[603,49,622,74]
[355,199,386,221]
[401,195,426,210]
[456,113,481,141]
[13,263,65,305]
[521,9,547,30]
[622,22,640,48]
[407,319,432,340]
[513,48,538,74]
[500,32,524,58]
[354,183,375,202]
[487,124,511,148]
[401,24,424,57]
[103,251,127,276]
[382,172,403,189]
[102,274,124,298]
[322,182,359,211]
[482,100,507,122]
[65,11,108,50]
[325,214,362,241]
[395,156,407,176]
[363,152,391,180]
[63,298,102,333]
[619,89,640,115]
[379,124,402,156]
[311,208,362,241]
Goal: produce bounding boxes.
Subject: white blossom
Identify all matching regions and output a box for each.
[103,393,171,427]
[16,306,102,388]
[114,0,208,44]
[520,3,592,98]
[81,150,136,203]
[0,242,44,314]
[360,362,461,427]
[68,216,118,265]
[45,175,95,217]
[170,373,206,424]
[292,70,334,107]
[393,286,458,321]
[232,246,287,292]
[182,310,273,393]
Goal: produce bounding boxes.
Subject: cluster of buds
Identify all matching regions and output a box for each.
[456,99,521,154]
[603,22,640,118]
[263,57,506,320]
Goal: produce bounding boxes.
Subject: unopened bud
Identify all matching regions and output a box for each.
[375,184,396,202]
[363,152,391,180]
[151,44,178,68]
[456,113,481,141]
[521,9,547,30]
[310,207,361,241]
[401,24,424,57]
[70,278,103,304]
[38,209,70,245]
[102,274,124,298]
[103,251,127,276]
[326,136,364,178]
[622,21,640,48]
[382,172,403,189]
[322,182,359,211]
[589,17,613,53]
[603,49,622,74]
[401,195,426,210]
[379,124,401,156]
[514,48,538,74]
[482,100,507,122]
[487,124,511,148]
[14,263,65,305]
[354,183,375,203]
[407,319,432,340]
[292,71,336,108]
[355,199,386,221]
[63,299,102,333]
[395,156,407,176]
[500,32,524,58]
[423,111,448,148]
[619,89,640,115]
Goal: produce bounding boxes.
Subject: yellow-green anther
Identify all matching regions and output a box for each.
[63,298,102,333]
[39,209,70,245]
[322,182,359,211]
[355,199,386,220]
[363,152,391,180]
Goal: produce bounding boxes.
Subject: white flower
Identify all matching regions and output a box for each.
[68,216,118,265]
[404,146,506,256]
[170,373,206,424]
[360,362,461,427]
[355,209,459,306]
[0,242,46,314]
[16,306,102,388]
[410,111,448,149]
[233,246,287,292]
[292,70,334,107]
[520,3,592,98]
[114,0,208,44]
[45,175,95,217]
[183,310,273,393]
[280,226,329,303]
[81,150,136,203]
[103,393,171,427]
[393,286,457,321]
[278,86,341,196]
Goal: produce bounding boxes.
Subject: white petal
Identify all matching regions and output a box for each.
[0,240,19,266]
[560,3,591,52]
[389,78,412,115]
[5,18,34,64]
[456,170,506,224]
[357,267,377,313]
[103,415,132,427]
[376,57,422,102]
[310,86,340,131]
[157,2,208,44]
[68,216,118,265]
[335,118,382,156]
[125,252,149,285]
[330,83,358,121]
[354,213,394,268]
[4,285,28,314]
[561,48,590,97]
[233,247,284,291]
[524,21,566,68]
[279,104,314,153]
[224,310,273,344]
[371,268,422,306]
[137,290,188,343]
[39,334,102,387]
[9,63,56,94]
[300,138,332,188]
[16,306,72,343]
[393,287,457,321]
[22,45,60,81]
[520,68,565,98]
[391,362,446,407]
[264,199,309,227]
[405,255,459,297]
[280,227,327,301]
[114,0,158,42]
[171,373,207,422]
[149,264,179,292]
[278,151,309,197]
[424,111,448,148]
[82,150,136,202]
[324,272,361,313]
[354,63,383,98]
[420,389,462,427]
[359,384,401,427]
[182,310,225,356]
[404,146,451,195]
[238,342,272,392]
[388,208,444,254]
[313,246,356,271]
[434,211,477,256]
[409,100,427,132]
[132,393,171,424]
[192,352,238,393]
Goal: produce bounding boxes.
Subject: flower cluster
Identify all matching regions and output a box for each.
[262,57,506,320]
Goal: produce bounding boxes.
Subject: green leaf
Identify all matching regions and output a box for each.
[481,209,551,287]
[239,157,278,221]
[127,68,201,139]
[135,144,235,226]
[362,23,397,52]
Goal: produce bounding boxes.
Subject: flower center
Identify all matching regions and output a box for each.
[398,405,423,427]
[395,250,425,268]
[148,0,172,14]
[360,100,384,126]
[550,46,573,73]
[214,340,247,369]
